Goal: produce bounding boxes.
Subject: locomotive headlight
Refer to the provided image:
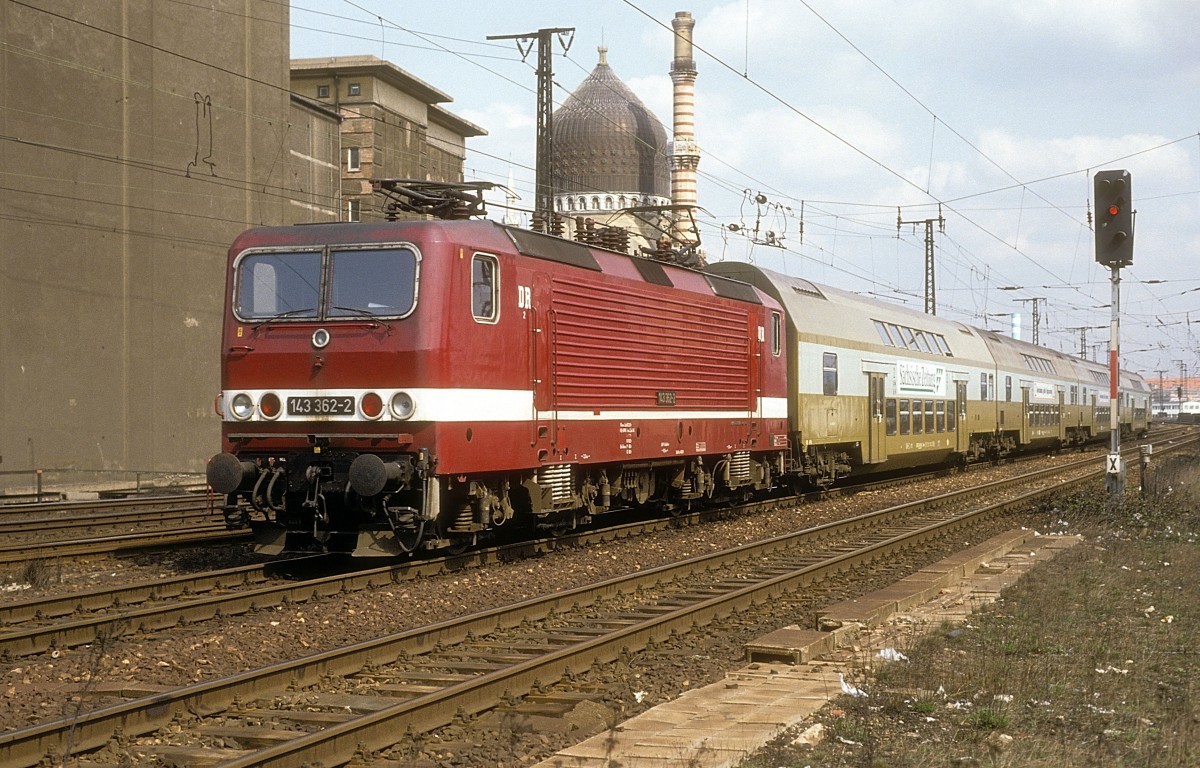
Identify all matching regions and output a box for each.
[390,391,415,420]
[230,392,255,420]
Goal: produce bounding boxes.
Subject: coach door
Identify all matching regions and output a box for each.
[955,381,969,453]
[867,373,887,464]
[1020,387,1031,443]
[1058,390,1067,442]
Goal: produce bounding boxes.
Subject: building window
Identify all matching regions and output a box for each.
[316,84,330,99]
[348,82,361,96]
[346,147,360,172]
[471,253,499,323]
[346,199,361,222]
[822,352,838,396]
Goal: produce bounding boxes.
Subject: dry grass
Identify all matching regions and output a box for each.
[745,450,1200,768]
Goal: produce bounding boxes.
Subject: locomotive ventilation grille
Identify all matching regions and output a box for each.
[537,463,575,506]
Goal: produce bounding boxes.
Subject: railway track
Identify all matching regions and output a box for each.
[0,437,1161,660]
[0,493,239,564]
[4,434,1191,768]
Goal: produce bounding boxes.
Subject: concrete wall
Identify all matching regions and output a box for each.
[0,1,338,484]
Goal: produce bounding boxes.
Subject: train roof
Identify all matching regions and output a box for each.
[706,261,1151,391]
[706,261,995,364]
[230,219,777,310]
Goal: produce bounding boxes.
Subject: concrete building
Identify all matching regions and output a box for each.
[0,3,480,488]
[290,56,486,222]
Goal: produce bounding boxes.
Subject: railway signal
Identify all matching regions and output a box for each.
[1094,169,1133,268]
[1093,169,1133,497]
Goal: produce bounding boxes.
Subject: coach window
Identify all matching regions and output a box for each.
[471,254,499,323]
[886,399,897,435]
[981,372,989,400]
[948,397,957,431]
[1005,376,1012,402]
[874,320,894,346]
[924,400,935,433]
[822,352,838,396]
[771,313,781,355]
[913,331,933,354]
[936,401,946,432]
[899,399,910,435]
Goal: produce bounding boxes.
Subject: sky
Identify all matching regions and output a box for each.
[291,0,1200,383]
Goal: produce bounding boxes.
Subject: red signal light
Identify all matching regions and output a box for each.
[260,392,281,419]
[361,392,383,419]
[1108,205,1119,216]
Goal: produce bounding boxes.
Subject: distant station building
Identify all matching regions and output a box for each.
[291,56,486,223]
[550,47,672,245]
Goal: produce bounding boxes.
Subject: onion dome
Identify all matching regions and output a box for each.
[552,47,671,215]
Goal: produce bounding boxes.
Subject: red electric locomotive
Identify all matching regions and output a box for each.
[207,210,789,556]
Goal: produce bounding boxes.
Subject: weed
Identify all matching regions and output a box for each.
[20,558,59,589]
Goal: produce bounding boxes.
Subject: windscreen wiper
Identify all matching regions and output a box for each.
[252,307,317,330]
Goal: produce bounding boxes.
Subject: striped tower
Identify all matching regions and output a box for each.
[669,11,701,248]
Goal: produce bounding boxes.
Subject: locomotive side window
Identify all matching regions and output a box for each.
[471,253,499,323]
[235,251,321,319]
[771,313,781,356]
[329,247,417,318]
[822,352,838,396]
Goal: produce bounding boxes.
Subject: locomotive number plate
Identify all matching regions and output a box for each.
[287,396,355,416]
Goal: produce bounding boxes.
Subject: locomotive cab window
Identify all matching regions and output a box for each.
[471,253,499,323]
[235,251,321,320]
[329,247,418,318]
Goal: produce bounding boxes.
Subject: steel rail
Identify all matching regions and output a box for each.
[0,526,252,565]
